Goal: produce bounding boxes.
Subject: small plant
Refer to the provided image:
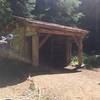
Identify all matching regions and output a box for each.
[71,53,100,68]
[71,56,78,66]
[29,82,36,91]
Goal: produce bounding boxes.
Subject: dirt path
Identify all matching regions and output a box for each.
[0,63,100,100]
[32,68,100,100]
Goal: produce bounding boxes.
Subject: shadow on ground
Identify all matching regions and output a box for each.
[0,58,81,88]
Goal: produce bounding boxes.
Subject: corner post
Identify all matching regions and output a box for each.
[77,38,83,66]
[66,37,72,65]
[32,33,39,66]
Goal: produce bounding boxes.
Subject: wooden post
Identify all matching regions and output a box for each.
[77,38,83,66]
[32,33,39,66]
[24,36,31,60]
[66,37,72,65]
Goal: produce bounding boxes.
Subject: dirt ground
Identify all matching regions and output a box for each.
[0,58,100,100]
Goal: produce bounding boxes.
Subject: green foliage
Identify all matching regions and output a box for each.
[0,0,12,32]
[19,0,36,17]
[84,55,100,68]
[9,0,36,17]
[0,0,83,32]
[0,0,36,33]
[71,54,100,68]
[71,56,78,65]
[26,0,36,17]
[33,0,83,25]
[0,0,83,33]
[57,0,83,24]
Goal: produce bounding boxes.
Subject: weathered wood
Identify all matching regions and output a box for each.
[10,16,88,68]
[72,35,84,47]
[72,36,80,47]
[19,26,26,56]
[24,36,31,60]
[72,36,84,66]
[66,37,72,65]
[25,25,37,36]
[14,16,89,37]
[39,34,51,49]
[32,33,39,66]
[77,38,83,66]
[10,25,25,56]
[36,28,83,37]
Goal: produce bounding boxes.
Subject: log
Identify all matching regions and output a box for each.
[32,33,39,66]
[66,37,72,65]
[77,38,83,66]
[14,16,88,36]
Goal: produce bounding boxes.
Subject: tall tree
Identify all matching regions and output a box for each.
[9,0,82,26]
[9,0,36,17]
[0,0,12,32]
[32,0,83,26]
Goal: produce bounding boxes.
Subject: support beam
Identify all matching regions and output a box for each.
[66,37,72,65]
[77,38,83,66]
[24,37,31,60]
[39,34,51,49]
[72,36,79,47]
[72,36,83,67]
[32,34,39,66]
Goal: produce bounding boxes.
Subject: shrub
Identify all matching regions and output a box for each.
[71,53,100,68]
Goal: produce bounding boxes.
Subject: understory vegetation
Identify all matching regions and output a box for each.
[71,54,100,68]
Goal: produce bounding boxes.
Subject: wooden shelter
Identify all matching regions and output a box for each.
[9,16,88,67]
